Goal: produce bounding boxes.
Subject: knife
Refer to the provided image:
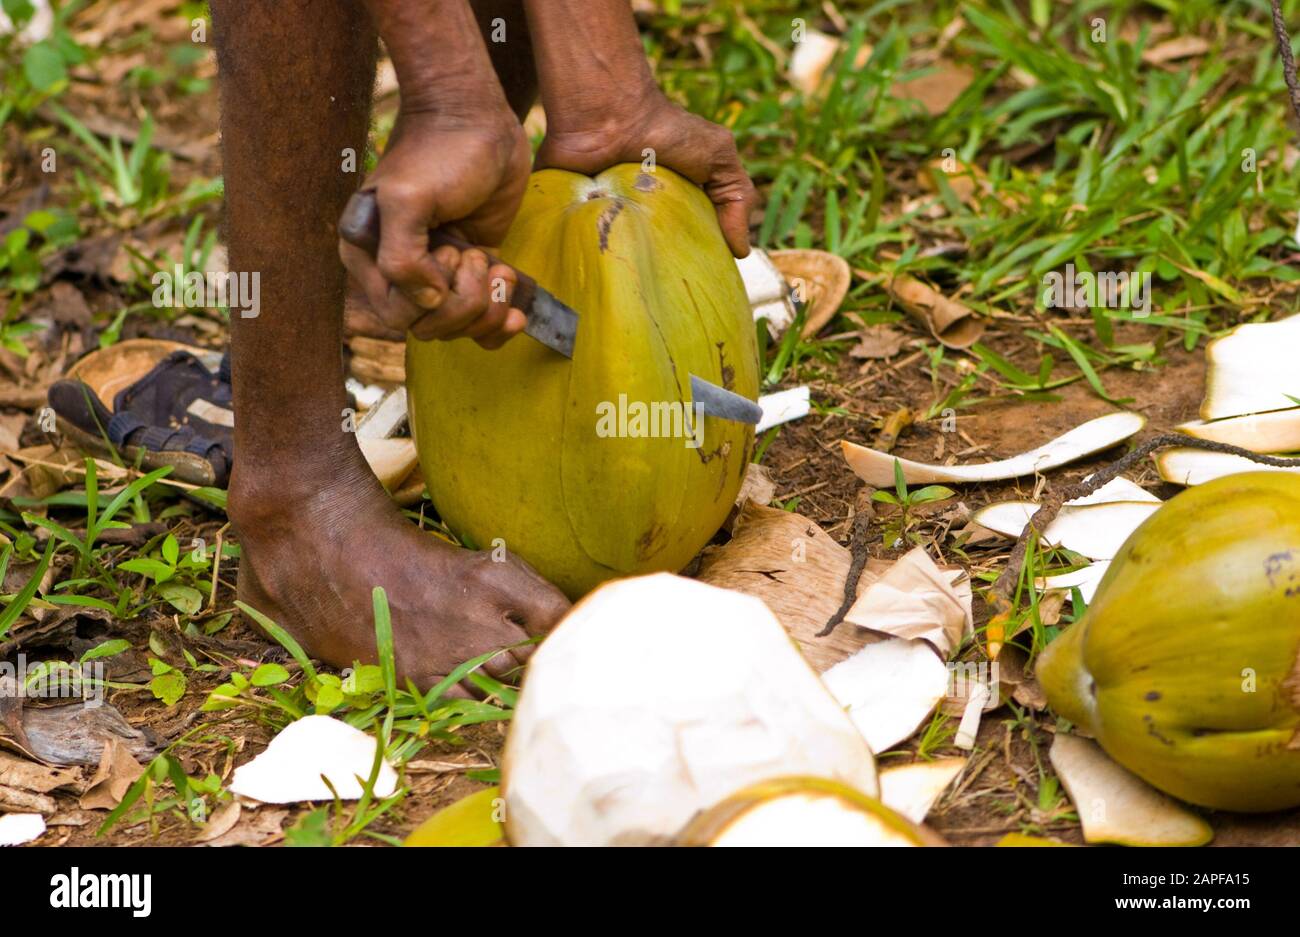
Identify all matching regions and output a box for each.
[690,374,763,425]
[338,190,579,359]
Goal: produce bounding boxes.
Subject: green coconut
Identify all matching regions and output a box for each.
[407,165,758,598]
[1038,472,1300,812]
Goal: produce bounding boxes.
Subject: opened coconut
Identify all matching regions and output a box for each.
[501,574,878,846]
[407,165,759,598]
[677,777,943,847]
[1037,472,1300,811]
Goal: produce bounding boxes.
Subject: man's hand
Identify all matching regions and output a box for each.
[339,111,532,349]
[537,90,757,258]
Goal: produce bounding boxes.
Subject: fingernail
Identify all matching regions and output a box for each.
[414,287,443,309]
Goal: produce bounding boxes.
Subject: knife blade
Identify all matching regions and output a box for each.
[689,374,763,425]
[338,190,578,358]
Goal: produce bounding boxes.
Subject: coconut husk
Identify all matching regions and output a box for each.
[769,249,851,338]
[347,335,406,385]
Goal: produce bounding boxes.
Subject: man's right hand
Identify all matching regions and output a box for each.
[339,109,533,350]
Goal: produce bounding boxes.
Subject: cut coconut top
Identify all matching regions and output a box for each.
[677,777,942,847]
[1155,448,1300,487]
[1177,407,1300,455]
[842,412,1146,486]
[228,714,398,804]
[1048,734,1212,847]
[972,500,1159,561]
[503,574,879,847]
[1201,314,1300,421]
[821,637,950,754]
[879,758,966,824]
[0,813,45,847]
[405,786,504,847]
[768,249,852,339]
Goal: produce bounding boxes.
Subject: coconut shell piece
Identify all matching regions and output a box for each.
[1177,407,1300,454]
[843,412,1146,486]
[769,249,851,338]
[972,500,1159,560]
[1200,314,1300,421]
[821,638,951,754]
[0,812,45,846]
[1155,448,1300,487]
[879,758,966,823]
[228,715,398,804]
[1048,734,1212,847]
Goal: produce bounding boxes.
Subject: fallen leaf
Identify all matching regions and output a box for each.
[842,546,972,657]
[873,273,985,348]
[201,806,288,847]
[79,737,145,810]
[850,325,909,360]
[1141,35,1210,65]
[194,800,241,843]
[892,61,974,115]
[0,751,83,794]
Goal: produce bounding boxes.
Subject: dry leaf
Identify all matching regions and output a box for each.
[1141,36,1210,65]
[842,546,972,657]
[0,751,83,794]
[79,737,145,810]
[201,806,289,847]
[768,249,851,338]
[892,62,974,115]
[195,800,242,843]
[850,325,909,360]
[876,273,985,348]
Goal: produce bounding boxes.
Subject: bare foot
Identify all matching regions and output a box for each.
[229,440,570,690]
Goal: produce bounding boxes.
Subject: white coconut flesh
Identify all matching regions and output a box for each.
[1200,314,1300,421]
[1049,734,1212,847]
[1037,561,1110,604]
[707,792,922,847]
[1155,448,1300,487]
[841,412,1146,486]
[820,638,950,754]
[0,812,45,847]
[972,500,1159,560]
[502,574,878,847]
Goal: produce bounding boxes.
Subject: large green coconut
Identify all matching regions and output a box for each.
[406,165,759,598]
[1037,472,1300,811]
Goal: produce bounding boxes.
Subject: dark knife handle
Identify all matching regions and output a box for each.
[338,189,537,312]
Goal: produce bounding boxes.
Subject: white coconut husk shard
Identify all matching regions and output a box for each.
[1048,734,1212,847]
[228,714,398,804]
[842,412,1146,486]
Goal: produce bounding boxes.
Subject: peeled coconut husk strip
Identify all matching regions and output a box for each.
[502,574,878,846]
[405,786,504,847]
[677,776,944,847]
[737,248,796,334]
[347,335,406,385]
[1200,314,1300,421]
[972,500,1159,560]
[1048,734,1212,847]
[1155,448,1300,487]
[879,758,966,824]
[0,812,45,846]
[1177,407,1300,454]
[768,249,851,338]
[874,273,985,348]
[1037,561,1110,604]
[228,714,398,804]
[756,385,810,432]
[843,412,1146,486]
[820,637,950,754]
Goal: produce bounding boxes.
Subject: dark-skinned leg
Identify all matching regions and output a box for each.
[211,0,567,688]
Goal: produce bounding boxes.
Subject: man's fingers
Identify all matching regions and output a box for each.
[408,249,491,341]
[373,194,450,309]
[709,171,757,258]
[474,308,527,350]
[456,264,517,342]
